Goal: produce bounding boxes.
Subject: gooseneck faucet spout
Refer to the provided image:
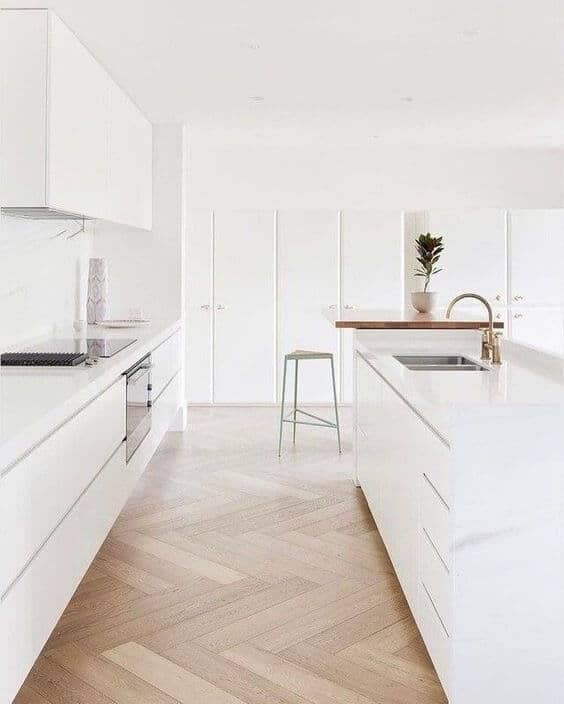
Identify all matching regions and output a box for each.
[446,293,502,364]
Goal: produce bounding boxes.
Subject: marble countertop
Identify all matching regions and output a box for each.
[0,319,181,474]
[328,308,505,329]
[356,330,564,444]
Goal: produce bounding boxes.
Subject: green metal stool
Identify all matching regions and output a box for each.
[278,350,341,456]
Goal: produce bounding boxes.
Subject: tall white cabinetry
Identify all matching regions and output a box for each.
[0,9,152,229]
[186,209,404,405]
[508,210,564,355]
[424,210,507,312]
[277,211,339,403]
[341,211,404,402]
[214,211,276,403]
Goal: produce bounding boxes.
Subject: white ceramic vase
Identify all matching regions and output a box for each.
[87,258,109,324]
[411,291,438,314]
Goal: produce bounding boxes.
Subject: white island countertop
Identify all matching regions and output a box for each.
[0,319,181,474]
[356,329,564,444]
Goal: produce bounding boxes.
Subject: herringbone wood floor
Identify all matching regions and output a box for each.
[15,407,447,704]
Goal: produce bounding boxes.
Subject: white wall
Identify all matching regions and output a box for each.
[0,215,92,349]
[187,142,564,210]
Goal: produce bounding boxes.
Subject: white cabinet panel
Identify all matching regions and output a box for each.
[510,308,564,355]
[1,10,152,226]
[107,81,152,229]
[214,211,275,403]
[341,210,404,402]
[186,210,213,403]
[425,210,506,311]
[278,210,339,403]
[0,10,48,205]
[47,13,110,218]
[509,210,564,306]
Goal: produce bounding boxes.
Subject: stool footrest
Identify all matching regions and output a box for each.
[283,408,336,428]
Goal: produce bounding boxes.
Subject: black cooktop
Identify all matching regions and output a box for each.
[1,338,136,366]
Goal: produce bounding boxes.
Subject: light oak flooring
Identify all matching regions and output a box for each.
[15,407,447,704]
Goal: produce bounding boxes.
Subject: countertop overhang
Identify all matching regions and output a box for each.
[328,308,505,330]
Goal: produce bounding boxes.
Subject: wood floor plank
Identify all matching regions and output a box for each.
[141,577,315,652]
[79,577,267,654]
[94,552,173,594]
[103,642,246,704]
[196,578,365,653]
[47,644,179,704]
[251,581,401,653]
[306,592,409,653]
[223,643,375,704]
[280,642,447,704]
[113,531,247,584]
[164,640,312,704]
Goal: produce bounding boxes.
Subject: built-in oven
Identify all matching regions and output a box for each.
[125,353,152,462]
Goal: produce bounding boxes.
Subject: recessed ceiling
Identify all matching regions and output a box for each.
[3,0,564,147]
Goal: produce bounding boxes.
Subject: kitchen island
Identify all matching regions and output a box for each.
[332,310,564,703]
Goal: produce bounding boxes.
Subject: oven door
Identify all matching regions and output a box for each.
[125,354,152,462]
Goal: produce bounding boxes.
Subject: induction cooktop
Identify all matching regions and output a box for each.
[1,338,136,366]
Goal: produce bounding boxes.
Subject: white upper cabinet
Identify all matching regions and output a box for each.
[509,210,564,306]
[214,211,276,403]
[47,13,109,218]
[107,82,153,230]
[278,210,339,403]
[424,210,506,311]
[0,9,152,228]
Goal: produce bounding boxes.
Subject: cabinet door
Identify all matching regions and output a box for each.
[341,211,404,402]
[425,210,506,311]
[107,81,152,229]
[186,210,213,403]
[214,211,276,403]
[278,210,339,403]
[509,210,564,306]
[47,13,109,218]
[510,308,564,355]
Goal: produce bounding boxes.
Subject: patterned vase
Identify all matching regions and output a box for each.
[86,258,109,324]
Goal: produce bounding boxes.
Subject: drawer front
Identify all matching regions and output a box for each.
[0,443,127,704]
[420,530,451,634]
[418,582,450,696]
[421,473,450,568]
[152,329,181,400]
[0,378,125,597]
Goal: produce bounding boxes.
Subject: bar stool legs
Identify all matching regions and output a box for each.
[278,350,341,456]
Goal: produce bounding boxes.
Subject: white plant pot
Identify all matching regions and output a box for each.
[411,291,438,314]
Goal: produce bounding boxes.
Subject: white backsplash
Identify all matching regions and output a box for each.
[0,214,92,350]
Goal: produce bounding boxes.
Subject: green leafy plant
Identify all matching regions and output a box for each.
[414,233,444,292]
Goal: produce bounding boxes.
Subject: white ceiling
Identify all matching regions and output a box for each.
[4,0,564,147]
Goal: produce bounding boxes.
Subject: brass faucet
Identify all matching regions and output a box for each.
[446,293,502,364]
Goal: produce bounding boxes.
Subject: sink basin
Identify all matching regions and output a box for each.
[394,355,489,371]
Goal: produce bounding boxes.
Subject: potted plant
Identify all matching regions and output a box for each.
[411,233,444,313]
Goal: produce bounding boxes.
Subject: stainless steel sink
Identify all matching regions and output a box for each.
[394,355,489,371]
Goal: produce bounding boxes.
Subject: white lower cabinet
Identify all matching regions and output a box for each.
[0,444,127,704]
[0,378,126,597]
[356,352,452,695]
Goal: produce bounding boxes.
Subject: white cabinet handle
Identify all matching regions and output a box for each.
[200,304,210,310]
[514,295,524,301]
[216,304,227,310]
[514,313,524,319]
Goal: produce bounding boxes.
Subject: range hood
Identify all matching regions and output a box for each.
[1,207,91,221]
